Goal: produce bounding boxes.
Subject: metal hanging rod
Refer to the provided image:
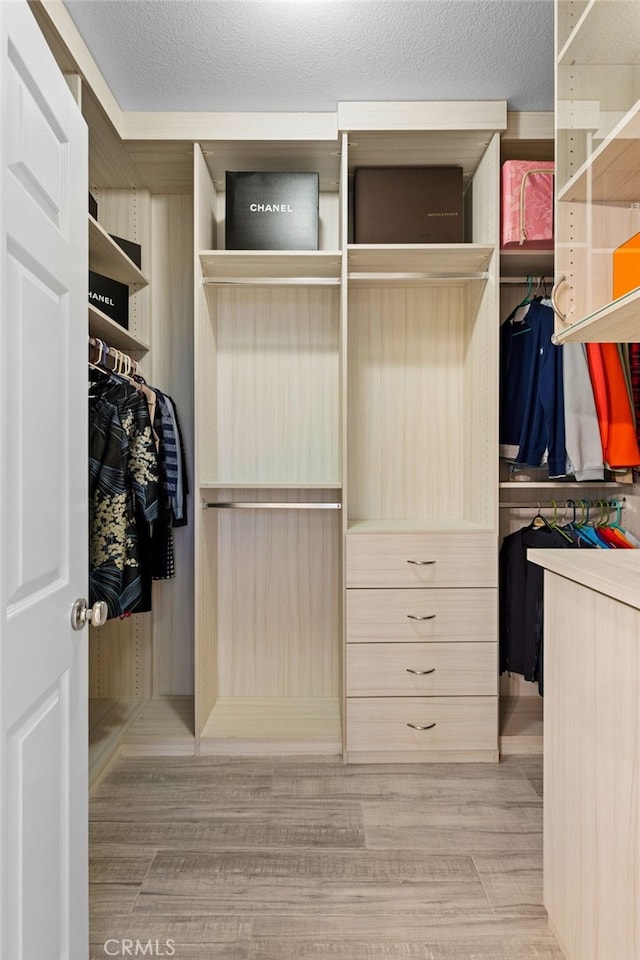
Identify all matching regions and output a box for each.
[500,276,549,285]
[202,277,340,286]
[349,272,488,282]
[499,497,626,509]
[204,501,342,510]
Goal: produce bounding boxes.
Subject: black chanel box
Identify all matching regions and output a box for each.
[88,271,129,329]
[110,234,142,270]
[225,171,319,250]
[354,167,464,243]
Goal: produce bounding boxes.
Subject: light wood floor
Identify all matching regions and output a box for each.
[89,753,560,960]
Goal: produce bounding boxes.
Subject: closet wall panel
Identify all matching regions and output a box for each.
[348,286,467,522]
[150,192,195,696]
[193,145,218,735]
[214,503,341,698]
[202,286,340,486]
[464,135,500,530]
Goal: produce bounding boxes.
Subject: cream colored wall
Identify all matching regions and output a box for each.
[150,192,195,696]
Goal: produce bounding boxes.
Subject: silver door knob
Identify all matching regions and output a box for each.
[70,598,108,630]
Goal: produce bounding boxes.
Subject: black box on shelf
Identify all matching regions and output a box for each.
[89,270,129,329]
[109,234,142,269]
[225,171,319,250]
[354,166,464,243]
[89,192,98,220]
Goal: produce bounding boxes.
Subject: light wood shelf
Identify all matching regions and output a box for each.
[552,285,640,343]
[499,481,624,489]
[200,481,342,490]
[88,303,150,355]
[89,214,149,286]
[558,99,640,204]
[347,519,494,533]
[200,249,342,282]
[347,243,493,280]
[199,697,342,755]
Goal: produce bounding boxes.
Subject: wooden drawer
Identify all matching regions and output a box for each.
[346,642,497,696]
[346,588,496,642]
[346,533,497,587]
[346,696,497,753]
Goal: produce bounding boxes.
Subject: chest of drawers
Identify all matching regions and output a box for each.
[345,532,498,762]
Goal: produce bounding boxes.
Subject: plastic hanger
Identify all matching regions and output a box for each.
[548,499,574,542]
[518,274,534,307]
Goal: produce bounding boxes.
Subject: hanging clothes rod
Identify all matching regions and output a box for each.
[89,336,139,376]
[349,272,488,282]
[499,498,626,509]
[500,276,548,285]
[203,501,342,510]
[202,277,340,286]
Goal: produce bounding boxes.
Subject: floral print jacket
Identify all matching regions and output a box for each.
[89,373,159,619]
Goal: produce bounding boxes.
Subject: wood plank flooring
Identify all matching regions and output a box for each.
[89,753,562,960]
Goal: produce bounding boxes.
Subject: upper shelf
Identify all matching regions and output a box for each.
[89,215,149,286]
[199,250,342,283]
[347,244,494,284]
[88,304,150,356]
[558,0,640,66]
[558,99,640,203]
[553,285,640,343]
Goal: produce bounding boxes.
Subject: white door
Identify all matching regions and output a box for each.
[0,2,88,958]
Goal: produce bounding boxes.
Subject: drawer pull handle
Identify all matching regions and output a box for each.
[407,722,436,730]
[407,559,436,565]
[406,614,436,621]
[406,668,436,675]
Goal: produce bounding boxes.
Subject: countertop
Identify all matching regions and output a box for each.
[528,549,640,611]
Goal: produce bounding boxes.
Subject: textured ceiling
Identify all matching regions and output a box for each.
[62,0,554,114]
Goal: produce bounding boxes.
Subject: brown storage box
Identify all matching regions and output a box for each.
[354,166,463,243]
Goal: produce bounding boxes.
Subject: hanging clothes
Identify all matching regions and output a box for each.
[89,371,160,619]
[500,297,604,480]
[563,342,605,481]
[630,344,640,449]
[500,298,566,477]
[499,520,578,694]
[500,501,637,694]
[586,342,640,470]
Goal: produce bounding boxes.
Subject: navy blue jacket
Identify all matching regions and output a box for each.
[500,299,566,478]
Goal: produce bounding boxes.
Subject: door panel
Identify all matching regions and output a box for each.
[1,2,88,957]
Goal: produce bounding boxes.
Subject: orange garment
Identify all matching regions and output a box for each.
[586,343,640,468]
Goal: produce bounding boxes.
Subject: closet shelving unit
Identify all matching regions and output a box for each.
[192,102,510,761]
[497,113,554,754]
[496,108,632,750]
[553,0,640,343]
[194,126,344,755]
[88,214,150,357]
[341,104,504,762]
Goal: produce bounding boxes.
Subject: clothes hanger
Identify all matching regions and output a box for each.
[531,502,549,529]
[511,275,535,335]
[518,274,533,307]
[548,499,574,542]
